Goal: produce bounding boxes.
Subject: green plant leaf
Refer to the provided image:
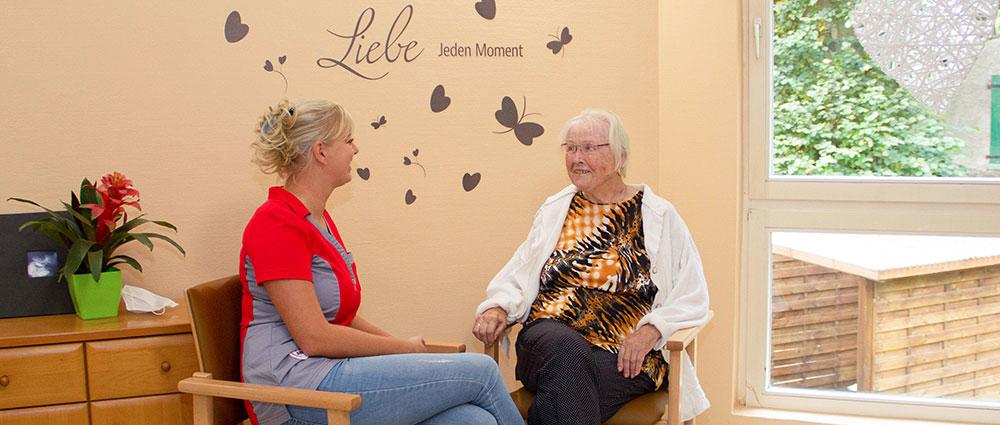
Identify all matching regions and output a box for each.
[108,215,149,240]
[106,255,142,272]
[148,220,178,232]
[9,197,64,219]
[62,239,95,282]
[129,233,155,251]
[86,249,104,281]
[80,178,98,205]
[137,232,186,256]
[62,202,96,240]
[20,220,74,244]
[9,199,87,240]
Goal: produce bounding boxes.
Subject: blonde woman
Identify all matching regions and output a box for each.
[241,99,522,425]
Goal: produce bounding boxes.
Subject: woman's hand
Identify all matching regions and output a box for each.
[408,336,428,353]
[473,307,508,344]
[618,324,661,378]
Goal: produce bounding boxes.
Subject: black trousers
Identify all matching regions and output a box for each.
[515,319,657,425]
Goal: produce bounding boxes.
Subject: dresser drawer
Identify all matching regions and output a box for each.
[0,343,86,409]
[0,402,88,425]
[91,393,192,425]
[86,334,197,400]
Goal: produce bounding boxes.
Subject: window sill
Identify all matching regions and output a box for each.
[734,407,990,425]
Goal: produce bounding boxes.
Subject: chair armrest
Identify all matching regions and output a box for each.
[426,342,466,353]
[178,373,361,411]
[483,323,520,362]
[664,310,714,352]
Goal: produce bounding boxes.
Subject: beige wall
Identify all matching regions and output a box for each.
[0,0,656,380]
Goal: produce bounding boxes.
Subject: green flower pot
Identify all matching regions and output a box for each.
[67,270,122,320]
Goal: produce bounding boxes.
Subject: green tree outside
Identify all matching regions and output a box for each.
[773,0,968,177]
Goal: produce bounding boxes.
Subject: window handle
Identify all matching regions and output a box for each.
[754,17,762,61]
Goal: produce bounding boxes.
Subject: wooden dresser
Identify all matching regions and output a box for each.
[0,303,196,425]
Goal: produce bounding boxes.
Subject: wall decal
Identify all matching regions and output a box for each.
[403,149,426,177]
[546,27,572,55]
[357,168,371,180]
[853,0,998,113]
[493,96,544,146]
[430,85,451,112]
[462,172,482,192]
[263,55,288,93]
[316,5,423,81]
[475,0,496,20]
[371,115,387,129]
[224,11,249,43]
[404,189,417,205]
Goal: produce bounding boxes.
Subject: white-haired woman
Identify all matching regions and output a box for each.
[241,99,522,425]
[472,109,711,424]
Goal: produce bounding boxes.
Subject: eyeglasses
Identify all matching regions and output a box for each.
[560,143,610,154]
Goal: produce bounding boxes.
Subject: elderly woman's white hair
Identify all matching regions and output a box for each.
[558,109,631,177]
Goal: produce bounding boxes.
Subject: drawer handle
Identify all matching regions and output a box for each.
[160,361,172,373]
[0,375,8,387]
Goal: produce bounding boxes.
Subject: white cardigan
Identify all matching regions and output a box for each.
[476,184,711,421]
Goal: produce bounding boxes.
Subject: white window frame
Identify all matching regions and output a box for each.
[741,0,1000,423]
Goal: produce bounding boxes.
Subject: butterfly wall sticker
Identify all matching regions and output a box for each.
[493,96,544,146]
[546,27,572,55]
[371,115,387,129]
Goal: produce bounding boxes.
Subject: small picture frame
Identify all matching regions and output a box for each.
[27,250,59,278]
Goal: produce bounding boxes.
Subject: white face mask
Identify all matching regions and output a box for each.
[121,285,178,315]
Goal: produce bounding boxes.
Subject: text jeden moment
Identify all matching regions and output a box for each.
[438,42,524,58]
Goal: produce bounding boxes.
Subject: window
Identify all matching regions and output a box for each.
[743,0,1000,422]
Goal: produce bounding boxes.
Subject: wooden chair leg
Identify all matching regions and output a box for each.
[684,339,697,425]
[192,394,213,425]
[190,372,214,425]
[327,409,351,425]
[667,350,683,425]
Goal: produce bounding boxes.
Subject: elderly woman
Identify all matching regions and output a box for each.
[472,109,711,424]
[241,99,522,425]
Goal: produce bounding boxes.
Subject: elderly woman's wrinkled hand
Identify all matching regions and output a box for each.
[473,307,508,344]
[617,324,661,378]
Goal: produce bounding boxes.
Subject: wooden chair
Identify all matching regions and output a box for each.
[486,311,712,425]
[177,275,465,425]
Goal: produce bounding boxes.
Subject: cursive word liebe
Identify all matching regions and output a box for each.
[317,5,423,80]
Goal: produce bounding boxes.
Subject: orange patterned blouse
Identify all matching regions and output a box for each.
[528,190,668,388]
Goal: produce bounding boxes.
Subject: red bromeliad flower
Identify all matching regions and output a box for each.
[86,172,141,243]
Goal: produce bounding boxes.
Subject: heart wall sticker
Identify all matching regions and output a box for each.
[263,55,289,94]
[463,173,482,192]
[430,85,451,113]
[403,149,426,177]
[475,0,496,20]
[356,168,371,180]
[224,11,249,43]
[404,189,417,205]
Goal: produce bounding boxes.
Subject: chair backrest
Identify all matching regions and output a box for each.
[186,275,248,425]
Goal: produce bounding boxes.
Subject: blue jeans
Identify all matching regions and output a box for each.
[282,353,524,425]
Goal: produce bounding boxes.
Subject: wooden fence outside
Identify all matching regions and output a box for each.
[771,254,1000,401]
[771,254,863,390]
